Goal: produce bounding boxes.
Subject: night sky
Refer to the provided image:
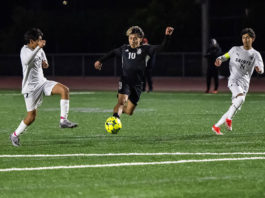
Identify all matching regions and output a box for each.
[0,0,264,54]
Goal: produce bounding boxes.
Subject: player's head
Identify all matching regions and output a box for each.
[126,26,144,48]
[241,28,255,49]
[24,28,43,47]
[210,38,217,47]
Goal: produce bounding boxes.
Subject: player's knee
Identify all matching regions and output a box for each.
[233,95,245,109]
[61,85,69,98]
[118,99,127,106]
[62,85,69,94]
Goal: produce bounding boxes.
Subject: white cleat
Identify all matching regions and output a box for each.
[60,119,78,128]
[10,134,20,147]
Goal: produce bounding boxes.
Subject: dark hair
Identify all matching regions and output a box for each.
[126,26,144,38]
[241,28,256,39]
[24,28,43,44]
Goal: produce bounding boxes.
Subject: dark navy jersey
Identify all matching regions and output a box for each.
[99,35,170,86]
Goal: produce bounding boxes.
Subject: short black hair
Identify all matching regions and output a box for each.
[241,28,256,39]
[126,26,144,38]
[24,28,43,44]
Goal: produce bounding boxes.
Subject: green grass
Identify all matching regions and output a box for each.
[0,91,265,198]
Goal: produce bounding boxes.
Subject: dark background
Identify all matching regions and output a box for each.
[0,0,265,54]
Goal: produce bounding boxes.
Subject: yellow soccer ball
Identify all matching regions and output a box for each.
[105,116,122,134]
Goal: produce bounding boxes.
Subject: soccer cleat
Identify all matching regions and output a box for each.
[60,119,78,128]
[211,90,218,94]
[212,125,223,135]
[10,134,20,147]
[225,118,232,131]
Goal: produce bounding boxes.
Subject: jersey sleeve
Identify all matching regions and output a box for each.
[146,35,171,56]
[217,47,235,62]
[20,46,41,66]
[41,49,48,64]
[254,52,264,74]
[98,46,122,63]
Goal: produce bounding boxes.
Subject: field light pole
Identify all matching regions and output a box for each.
[201,0,209,76]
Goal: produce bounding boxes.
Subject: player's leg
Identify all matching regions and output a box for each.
[205,68,211,93]
[122,84,142,116]
[113,80,130,118]
[10,110,37,147]
[212,83,245,134]
[225,93,245,130]
[10,90,42,147]
[213,68,219,93]
[24,110,37,125]
[225,82,246,130]
[49,82,77,128]
[113,94,129,118]
[123,100,136,115]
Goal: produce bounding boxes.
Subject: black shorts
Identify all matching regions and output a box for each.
[118,81,143,105]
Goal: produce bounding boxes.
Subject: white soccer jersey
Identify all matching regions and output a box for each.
[224,46,264,86]
[20,45,48,94]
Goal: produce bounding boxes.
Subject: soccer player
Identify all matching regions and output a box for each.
[94,26,174,118]
[10,28,77,147]
[212,28,264,135]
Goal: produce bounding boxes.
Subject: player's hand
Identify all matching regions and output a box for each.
[42,60,49,68]
[165,27,174,35]
[255,66,262,74]
[215,58,222,67]
[94,61,102,70]
[38,40,46,48]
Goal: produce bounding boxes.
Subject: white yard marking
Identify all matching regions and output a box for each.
[0,157,264,172]
[70,92,95,95]
[0,92,95,96]
[41,108,154,113]
[0,93,21,96]
[1,152,265,158]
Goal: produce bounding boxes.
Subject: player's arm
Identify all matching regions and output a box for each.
[254,53,264,74]
[147,27,174,55]
[94,47,121,70]
[21,40,46,66]
[41,50,49,69]
[215,52,230,67]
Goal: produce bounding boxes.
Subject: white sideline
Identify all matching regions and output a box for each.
[1,152,265,158]
[0,157,265,172]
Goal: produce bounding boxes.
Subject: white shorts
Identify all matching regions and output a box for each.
[24,80,58,112]
[228,80,248,99]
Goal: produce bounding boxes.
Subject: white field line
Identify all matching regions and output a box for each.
[70,92,95,95]
[0,92,95,96]
[1,152,265,158]
[0,157,265,172]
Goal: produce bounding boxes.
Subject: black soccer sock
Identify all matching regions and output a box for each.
[113,113,120,119]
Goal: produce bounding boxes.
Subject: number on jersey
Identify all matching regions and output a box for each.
[128,52,136,59]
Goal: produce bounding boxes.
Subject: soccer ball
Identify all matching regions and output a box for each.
[105,116,122,134]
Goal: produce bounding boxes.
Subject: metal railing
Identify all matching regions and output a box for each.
[1,52,264,77]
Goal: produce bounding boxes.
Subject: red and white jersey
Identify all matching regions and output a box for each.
[20,45,48,94]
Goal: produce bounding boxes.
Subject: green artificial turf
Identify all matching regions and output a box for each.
[0,91,264,198]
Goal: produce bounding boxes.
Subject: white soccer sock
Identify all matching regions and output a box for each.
[215,111,228,127]
[227,96,245,119]
[13,120,27,137]
[60,99,69,122]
